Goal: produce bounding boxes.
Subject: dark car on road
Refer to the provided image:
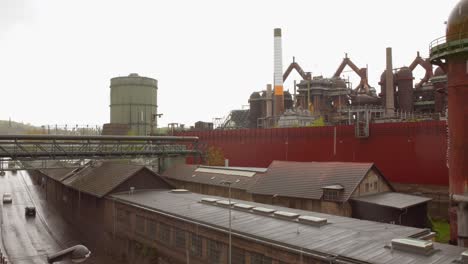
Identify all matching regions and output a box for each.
[25,206,36,217]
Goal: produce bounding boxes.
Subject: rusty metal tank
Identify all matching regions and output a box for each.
[447,0,468,40]
[351,94,381,106]
[396,67,414,113]
[249,92,262,128]
[378,70,397,110]
[284,91,293,110]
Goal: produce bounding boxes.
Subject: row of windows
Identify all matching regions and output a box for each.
[132,213,274,264]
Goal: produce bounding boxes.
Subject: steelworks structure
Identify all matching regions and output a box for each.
[242,28,449,130]
[430,0,468,247]
[0,134,199,172]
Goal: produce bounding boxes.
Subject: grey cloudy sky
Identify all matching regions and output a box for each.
[0,0,456,127]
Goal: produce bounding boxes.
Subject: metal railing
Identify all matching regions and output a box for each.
[429,33,468,57]
[39,124,102,136]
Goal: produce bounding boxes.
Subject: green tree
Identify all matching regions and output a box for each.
[312,116,325,127]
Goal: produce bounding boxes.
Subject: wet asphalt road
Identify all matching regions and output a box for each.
[0,171,118,264]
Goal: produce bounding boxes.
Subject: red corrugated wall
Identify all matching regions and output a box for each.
[179,121,448,185]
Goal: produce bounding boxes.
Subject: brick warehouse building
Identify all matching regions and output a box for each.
[162,161,432,228]
[30,160,174,249]
[30,166,467,263]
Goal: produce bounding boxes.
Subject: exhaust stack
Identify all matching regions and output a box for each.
[385,47,395,116]
[274,28,284,116]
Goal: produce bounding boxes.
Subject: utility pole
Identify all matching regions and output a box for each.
[221,180,233,264]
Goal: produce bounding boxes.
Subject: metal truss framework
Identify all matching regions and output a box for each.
[0,134,200,171]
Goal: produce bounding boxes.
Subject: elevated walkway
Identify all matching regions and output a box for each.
[0,134,199,172]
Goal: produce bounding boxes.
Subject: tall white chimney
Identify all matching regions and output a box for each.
[274,28,284,116]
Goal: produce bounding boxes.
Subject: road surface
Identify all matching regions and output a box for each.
[0,170,118,264]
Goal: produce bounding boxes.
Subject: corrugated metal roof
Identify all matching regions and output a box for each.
[351,192,432,209]
[248,160,374,202]
[61,161,145,198]
[162,164,261,190]
[109,190,465,264]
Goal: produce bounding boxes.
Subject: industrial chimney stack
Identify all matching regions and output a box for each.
[274,28,284,116]
[385,47,395,116]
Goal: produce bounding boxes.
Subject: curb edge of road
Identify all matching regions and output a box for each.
[0,175,10,263]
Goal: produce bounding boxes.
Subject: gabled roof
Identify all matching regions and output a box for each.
[351,192,432,210]
[248,160,376,202]
[162,164,264,190]
[39,167,76,181]
[61,161,150,198]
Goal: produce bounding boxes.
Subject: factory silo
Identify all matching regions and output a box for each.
[430,0,468,246]
[110,73,158,135]
[396,67,414,113]
[249,92,262,128]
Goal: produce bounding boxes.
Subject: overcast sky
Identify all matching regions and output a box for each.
[0,0,456,128]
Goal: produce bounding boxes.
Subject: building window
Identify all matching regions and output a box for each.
[208,240,224,264]
[365,183,369,192]
[250,252,272,264]
[147,220,157,240]
[158,222,171,243]
[323,190,340,201]
[135,215,145,234]
[373,181,378,190]
[190,234,203,257]
[116,208,131,228]
[174,228,186,248]
[232,247,245,264]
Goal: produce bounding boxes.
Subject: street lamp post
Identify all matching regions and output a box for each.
[221,180,233,264]
[47,245,91,263]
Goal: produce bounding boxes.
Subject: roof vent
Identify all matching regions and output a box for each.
[321,184,344,190]
[171,189,190,194]
[298,215,327,226]
[201,198,219,204]
[274,211,299,220]
[252,207,276,215]
[391,238,434,255]
[234,203,254,210]
[216,200,236,207]
[462,250,468,264]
